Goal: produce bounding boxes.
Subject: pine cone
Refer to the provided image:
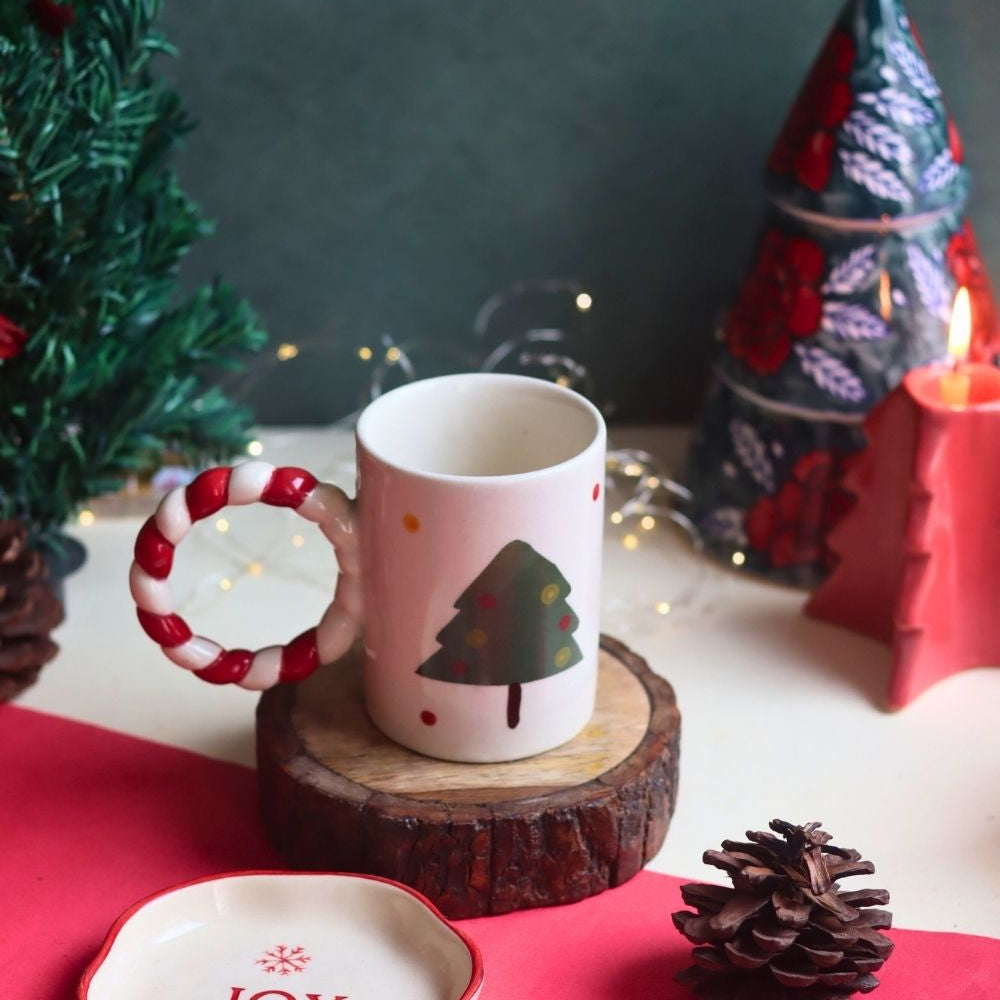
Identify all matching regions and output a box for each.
[0,519,64,701]
[672,820,893,1000]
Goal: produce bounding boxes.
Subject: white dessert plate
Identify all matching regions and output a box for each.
[79,870,484,1000]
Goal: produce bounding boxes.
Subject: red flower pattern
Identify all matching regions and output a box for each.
[947,118,965,166]
[745,451,849,569]
[724,230,826,376]
[947,223,999,359]
[769,29,856,192]
[0,316,28,361]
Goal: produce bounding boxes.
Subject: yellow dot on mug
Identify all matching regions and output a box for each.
[555,646,572,668]
[540,583,559,605]
[402,513,420,533]
[465,628,488,649]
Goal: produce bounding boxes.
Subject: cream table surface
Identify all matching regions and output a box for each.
[19,425,1000,939]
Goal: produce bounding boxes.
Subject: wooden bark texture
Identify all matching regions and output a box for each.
[256,634,680,917]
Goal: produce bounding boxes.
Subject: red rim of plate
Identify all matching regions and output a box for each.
[77,869,485,1000]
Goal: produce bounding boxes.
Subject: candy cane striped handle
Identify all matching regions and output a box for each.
[129,462,361,690]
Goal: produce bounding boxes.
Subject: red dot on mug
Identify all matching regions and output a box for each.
[451,659,470,676]
[478,592,497,609]
[559,613,572,631]
[592,483,600,501]
[420,710,437,726]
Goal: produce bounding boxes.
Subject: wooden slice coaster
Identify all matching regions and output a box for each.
[256,634,680,918]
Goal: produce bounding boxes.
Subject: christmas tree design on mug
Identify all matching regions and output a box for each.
[417,540,582,729]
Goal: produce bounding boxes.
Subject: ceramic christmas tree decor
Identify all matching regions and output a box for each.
[131,373,607,763]
[417,540,582,729]
[686,0,999,584]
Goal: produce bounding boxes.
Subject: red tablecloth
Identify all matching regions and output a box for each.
[3,704,997,999]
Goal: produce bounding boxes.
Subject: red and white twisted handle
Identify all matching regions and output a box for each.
[129,462,361,689]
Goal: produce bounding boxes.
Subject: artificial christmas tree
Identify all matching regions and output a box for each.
[686,0,999,584]
[0,0,265,550]
[417,539,582,729]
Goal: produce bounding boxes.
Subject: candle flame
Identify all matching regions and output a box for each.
[878,270,893,321]
[948,287,972,363]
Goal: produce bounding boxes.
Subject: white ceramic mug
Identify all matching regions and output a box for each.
[130,373,606,762]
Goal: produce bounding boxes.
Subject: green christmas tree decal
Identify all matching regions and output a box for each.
[417,540,583,729]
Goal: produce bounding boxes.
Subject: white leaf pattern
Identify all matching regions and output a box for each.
[888,38,941,99]
[856,88,936,127]
[729,418,775,493]
[821,301,890,341]
[919,148,959,193]
[906,244,951,321]
[839,150,912,205]
[822,244,878,295]
[841,110,912,165]
[795,344,867,403]
[702,507,748,547]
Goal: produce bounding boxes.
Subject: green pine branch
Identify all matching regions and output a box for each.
[0,0,266,544]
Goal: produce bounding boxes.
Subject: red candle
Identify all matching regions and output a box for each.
[806,320,1000,709]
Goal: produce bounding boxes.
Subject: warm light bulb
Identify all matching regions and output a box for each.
[555,375,570,387]
[948,286,972,363]
[640,515,655,531]
[731,551,746,567]
[248,561,263,576]
[219,577,232,591]
[78,509,95,526]
[215,517,230,533]
[247,440,264,457]
[656,601,671,616]
[623,533,639,550]
[623,463,642,477]
[575,292,592,312]
[358,346,373,361]
[646,476,660,489]
[385,346,402,363]
[609,511,624,525]
[276,343,299,361]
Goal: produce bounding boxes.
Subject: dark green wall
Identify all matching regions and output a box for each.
[161,1,1000,423]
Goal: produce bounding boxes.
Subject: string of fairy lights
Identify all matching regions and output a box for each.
[77,281,707,622]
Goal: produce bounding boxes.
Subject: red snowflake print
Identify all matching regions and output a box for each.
[744,450,850,569]
[256,944,312,976]
[0,316,27,361]
[947,222,999,359]
[768,28,856,192]
[724,230,826,375]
